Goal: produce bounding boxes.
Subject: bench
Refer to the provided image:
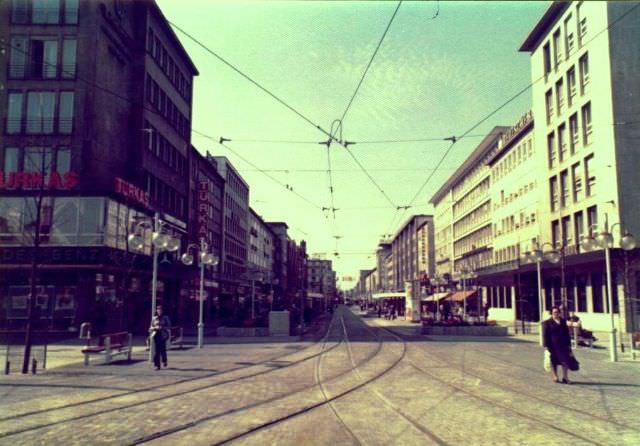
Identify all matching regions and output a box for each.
[630,332,640,360]
[568,323,595,348]
[168,326,183,349]
[81,331,132,365]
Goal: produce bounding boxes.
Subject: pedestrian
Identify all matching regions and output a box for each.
[543,306,574,384]
[483,302,490,323]
[150,304,171,370]
[378,306,383,318]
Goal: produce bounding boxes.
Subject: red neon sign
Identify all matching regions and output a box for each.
[0,171,79,190]
[115,177,149,208]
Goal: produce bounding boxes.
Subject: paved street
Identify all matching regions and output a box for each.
[1,306,639,446]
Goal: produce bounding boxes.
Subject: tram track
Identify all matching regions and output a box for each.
[372,321,627,445]
[411,344,640,433]
[0,323,347,438]
[129,308,392,445]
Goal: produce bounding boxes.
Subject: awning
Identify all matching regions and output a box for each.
[447,290,478,302]
[372,292,405,300]
[422,292,451,302]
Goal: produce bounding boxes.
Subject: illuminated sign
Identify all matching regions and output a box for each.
[499,110,533,148]
[115,177,149,208]
[0,171,79,190]
[198,180,210,242]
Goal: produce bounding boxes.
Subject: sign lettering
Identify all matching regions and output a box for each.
[0,171,79,190]
[115,177,150,208]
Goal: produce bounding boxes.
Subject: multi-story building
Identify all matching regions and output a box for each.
[212,156,249,299]
[0,0,197,334]
[519,0,640,332]
[375,240,392,292]
[390,215,434,292]
[417,217,436,283]
[184,146,224,325]
[247,208,275,284]
[430,127,507,282]
[267,222,289,307]
[307,258,336,310]
[481,112,540,321]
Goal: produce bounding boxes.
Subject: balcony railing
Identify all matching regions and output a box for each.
[5,118,74,135]
[8,63,77,80]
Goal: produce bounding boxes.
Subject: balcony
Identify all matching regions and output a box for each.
[8,63,77,80]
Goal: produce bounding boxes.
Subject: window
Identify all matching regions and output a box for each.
[567,67,576,106]
[61,39,77,78]
[29,39,58,79]
[562,216,572,246]
[7,92,24,134]
[584,154,595,196]
[147,28,154,53]
[571,162,583,202]
[574,211,584,246]
[24,147,53,174]
[560,169,569,207]
[558,124,567,161]
[3,148,20,172]
[569,113,579,153]
[551,219,560,247]
[552,30,562,69]
[550,176,559,211]
[592,273,604,313]
[11,0,29,23]
[58,91,74,134]
[555,79,564,115]
[579,53,590,94]
[547,132,556,168]
[33,0,60,24]
[581,102,592,145]
[64,0,79,24]
[26,91,56,134]
[564,14,575,58]
[56,147,71,173]
[577,4,587,46]
[543,43,552,78]
[9,36,28,78]
[587,205,598,231]
[545,89,554,123]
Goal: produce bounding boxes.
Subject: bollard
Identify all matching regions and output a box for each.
[31,358,37,375]
[4,360,9,375]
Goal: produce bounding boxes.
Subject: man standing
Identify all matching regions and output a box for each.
[150,305,171,370]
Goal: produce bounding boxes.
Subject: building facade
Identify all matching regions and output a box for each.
[390,215,434,292]
[0,0,197,334]
[519,0,640,332]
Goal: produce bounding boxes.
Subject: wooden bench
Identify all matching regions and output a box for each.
[168,326,183,349]
[81,331,132,365]
[630,332,640,360]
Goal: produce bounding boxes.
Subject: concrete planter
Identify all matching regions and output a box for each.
[421,325,509,336]
[217,327,269,337]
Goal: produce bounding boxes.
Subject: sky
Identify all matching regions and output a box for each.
[156,0,551,289]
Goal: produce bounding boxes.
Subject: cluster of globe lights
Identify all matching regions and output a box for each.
[127,231,180,252]
[180,250,218,267]
[524,229,636,263]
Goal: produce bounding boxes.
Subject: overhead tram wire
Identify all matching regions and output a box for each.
[385,2,640,238]
[193,130,324,211]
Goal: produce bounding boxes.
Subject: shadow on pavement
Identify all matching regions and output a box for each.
[571,381,640,388]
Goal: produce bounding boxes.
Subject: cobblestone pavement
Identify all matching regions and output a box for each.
[0,306,638,446]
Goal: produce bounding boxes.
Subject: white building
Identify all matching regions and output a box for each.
[520,0,640,333]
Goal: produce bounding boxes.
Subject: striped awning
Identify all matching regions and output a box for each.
[447,290,478,301]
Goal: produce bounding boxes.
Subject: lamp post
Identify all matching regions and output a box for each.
[523,242,553,346]
[180,239,218,349]
[458,267,477,321]
[128,213,180,361]
[581,215,636,362]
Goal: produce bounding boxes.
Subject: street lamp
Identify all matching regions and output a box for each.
[180,239,218,349]
[128,213,180,361]
[581,216,636,362]
[431,276,448,320]
[522,243,551,346]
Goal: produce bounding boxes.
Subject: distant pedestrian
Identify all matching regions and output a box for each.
[378,306,383,318]
[483,303,490,323]
[543,306,575,384]
[150,305,171,370]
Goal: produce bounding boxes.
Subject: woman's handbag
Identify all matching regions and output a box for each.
[567,354,580,371]
[543,350,551,371]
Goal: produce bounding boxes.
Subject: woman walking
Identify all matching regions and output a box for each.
[543,306,573,384]
[150,305,171,370]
